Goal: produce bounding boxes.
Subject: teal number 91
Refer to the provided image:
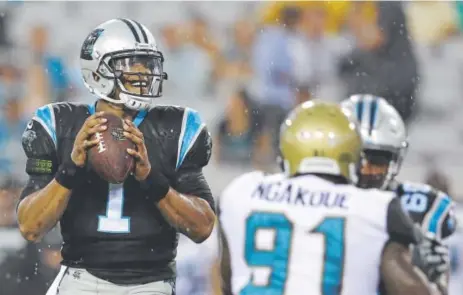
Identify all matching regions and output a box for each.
[240,212,345,295]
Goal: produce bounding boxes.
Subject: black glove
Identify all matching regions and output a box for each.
[412,233,449,284]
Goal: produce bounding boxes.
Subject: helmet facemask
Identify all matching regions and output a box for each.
[97,50,167,111]
[358,145,406,190]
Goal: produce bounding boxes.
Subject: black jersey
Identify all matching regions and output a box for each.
[377,181,456,295]
[388,180,456,240]
[19,102,214,284]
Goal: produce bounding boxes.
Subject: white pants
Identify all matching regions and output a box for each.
[46,266,175,295]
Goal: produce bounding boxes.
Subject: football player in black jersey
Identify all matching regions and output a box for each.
[17,19,215,295]
[341,94,456,295]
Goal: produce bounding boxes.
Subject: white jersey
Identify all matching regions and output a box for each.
[219,171,400,295]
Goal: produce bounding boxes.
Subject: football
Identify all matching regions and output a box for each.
[88,113,135,184]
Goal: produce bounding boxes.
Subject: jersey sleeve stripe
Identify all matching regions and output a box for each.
[425,194,451,236]
[176,108,205,169]
[32,104,57,149]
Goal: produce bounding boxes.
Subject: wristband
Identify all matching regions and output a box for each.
[141,169,170,203]
[54,160,85,190]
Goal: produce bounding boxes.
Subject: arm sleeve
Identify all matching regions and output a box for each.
[397,183,455,240]
[172,119,214,211]
[426,192,456,240]
[386,197,421,246]
[19,119,58,201]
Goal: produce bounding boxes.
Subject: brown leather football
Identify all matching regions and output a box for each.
[88,113,135,184]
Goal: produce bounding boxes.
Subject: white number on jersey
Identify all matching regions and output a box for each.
[401,193,428,213]
[241,211,345,295]
[97,184,131,233]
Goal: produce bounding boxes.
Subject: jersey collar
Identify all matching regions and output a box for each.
[87,102,147,128]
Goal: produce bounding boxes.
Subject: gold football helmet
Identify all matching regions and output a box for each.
[279,100,362,182]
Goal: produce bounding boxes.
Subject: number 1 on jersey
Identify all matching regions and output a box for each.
[97,184,131,233]
[311,217,345,295]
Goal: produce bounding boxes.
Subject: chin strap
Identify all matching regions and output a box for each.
[96,79,151,111]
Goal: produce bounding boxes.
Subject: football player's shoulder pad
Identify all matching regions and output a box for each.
[146,105,185,126]
[23,102,90,172]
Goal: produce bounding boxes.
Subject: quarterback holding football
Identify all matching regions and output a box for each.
[17,18,215,295]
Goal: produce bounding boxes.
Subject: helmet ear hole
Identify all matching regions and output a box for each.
[82,69,115,98]
[92,72,100,82]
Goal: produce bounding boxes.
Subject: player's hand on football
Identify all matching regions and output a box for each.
[123,119,151,181]
[71,112,107,167]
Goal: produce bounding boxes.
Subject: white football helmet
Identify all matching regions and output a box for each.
[80,18,168,111]
[341,94,408,189]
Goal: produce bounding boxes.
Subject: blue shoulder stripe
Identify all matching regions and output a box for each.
[32,104,57,148]
[176,108,205,169]
[426,194,452,235]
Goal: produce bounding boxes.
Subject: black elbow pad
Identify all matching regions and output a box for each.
[387,198,422,246]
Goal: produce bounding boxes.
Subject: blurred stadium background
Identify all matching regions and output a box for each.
[0,1,463,294]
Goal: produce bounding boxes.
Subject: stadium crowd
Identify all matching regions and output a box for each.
[0,1,462,294]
